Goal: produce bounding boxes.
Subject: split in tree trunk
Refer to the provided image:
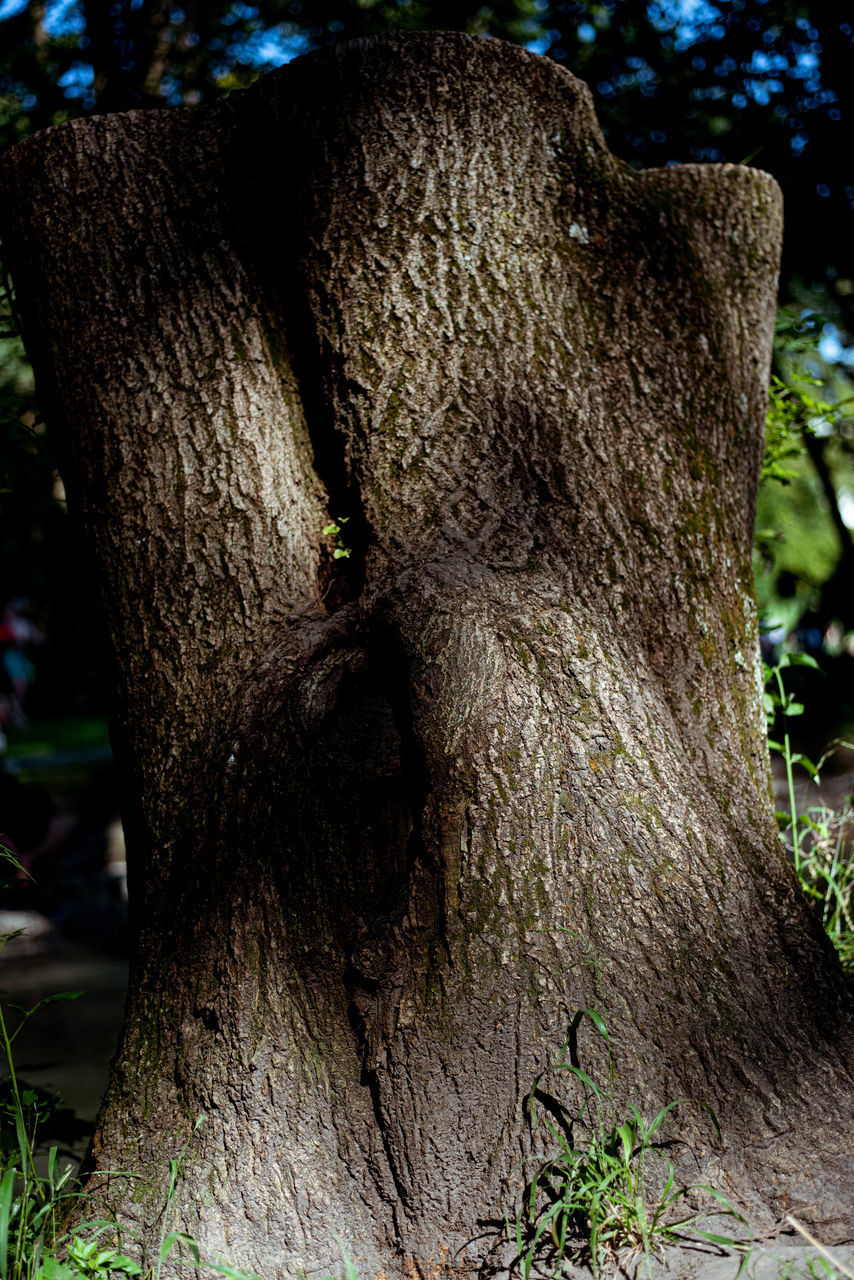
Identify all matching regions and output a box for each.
[2,32,853,1279]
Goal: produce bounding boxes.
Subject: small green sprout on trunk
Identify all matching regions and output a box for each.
[322,518,351,560]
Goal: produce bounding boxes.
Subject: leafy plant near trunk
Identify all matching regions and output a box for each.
[764,657,854,975]
[0,1068,260,1280]
[793,805,854,975]
[513,1009,744,1278]
[0,849,95,1280]
[761,311,853,487]
[0,850,261,1280]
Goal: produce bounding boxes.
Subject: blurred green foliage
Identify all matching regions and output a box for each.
[755,313,854,635]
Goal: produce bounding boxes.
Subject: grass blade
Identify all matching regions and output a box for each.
[0,1166,14,1280]
[785,1216,854,1280]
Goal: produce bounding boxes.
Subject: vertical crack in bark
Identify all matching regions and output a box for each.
[301,623,440,1242]
[227,102,369,611]
[346,988,415,1240]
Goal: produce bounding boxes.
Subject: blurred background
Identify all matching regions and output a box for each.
[0,0,851,1142]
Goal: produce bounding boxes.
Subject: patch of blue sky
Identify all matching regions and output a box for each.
[819,326,854,368]
[691,83,726,100]
[230,25,311,66]
[794,48,819,75]
[748,49,789,75]
[748,43,824,87]
[524,20,601,50]
[743,76,784,107]
[0,0,84,32]
[58,60,94,96]
[222,2,260,25]
[649,0,722,49]
[527,0,720,55]
[43,0,84,35]
[158,73,183,104]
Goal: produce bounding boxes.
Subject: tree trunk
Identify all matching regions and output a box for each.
[2,32,853,1279]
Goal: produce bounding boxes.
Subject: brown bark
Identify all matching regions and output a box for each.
[2,32,853,1279]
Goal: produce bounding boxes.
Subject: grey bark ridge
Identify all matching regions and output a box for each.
[1,30,853,1280]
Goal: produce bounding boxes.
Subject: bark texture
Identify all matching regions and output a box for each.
[2,32,853,1279]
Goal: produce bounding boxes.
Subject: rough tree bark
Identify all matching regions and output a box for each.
[2,32,853,1279]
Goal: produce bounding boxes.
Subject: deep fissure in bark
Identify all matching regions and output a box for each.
[2,30,853,1280]
[229,110,370,608]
